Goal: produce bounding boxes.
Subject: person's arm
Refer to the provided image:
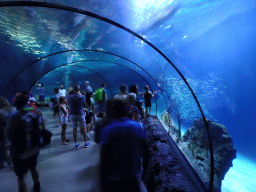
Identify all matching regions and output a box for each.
[59,105,67,115]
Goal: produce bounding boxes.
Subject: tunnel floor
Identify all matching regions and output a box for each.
[0,108,204,192]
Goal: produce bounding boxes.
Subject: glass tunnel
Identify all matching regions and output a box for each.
[0,0,255,191]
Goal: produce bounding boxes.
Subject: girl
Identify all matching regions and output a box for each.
[59,96,69,145]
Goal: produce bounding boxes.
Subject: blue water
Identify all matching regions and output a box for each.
[0,0,255,191]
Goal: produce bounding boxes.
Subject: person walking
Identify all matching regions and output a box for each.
[8,93,44,192]
[0,96,16,168]
[68,84,90,149]
[96,99,147,192]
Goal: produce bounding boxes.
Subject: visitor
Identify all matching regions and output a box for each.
[59,96,69,145]
[68,84,90,149]
[7,92,43,192]
[28,98,38,109]
[129,84,144,118]
[97,99,147,192]
[58,84,67,98]
[85,92,95,140]
[0,96,16,169]
[94,83,107,114]
[84,81,93,93]
[139,85,159,117]
[114,84,128,101]
[124,93,141,122]
[36,83,45,108]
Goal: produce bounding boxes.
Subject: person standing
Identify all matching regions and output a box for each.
[114,84,128,101]
[68,84,90,149]
[97,99,147,192]
[139,85,159,117]
[58,84,67,98]
[84,81,93,93]
[36,83,45,108]
[8,93,43,192]
[94,83,107,114]
[59,96,69,145]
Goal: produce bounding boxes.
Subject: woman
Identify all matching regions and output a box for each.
[0,96,16,168]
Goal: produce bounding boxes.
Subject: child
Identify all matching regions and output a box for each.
[139,85,160,117]
[59,96,69,145]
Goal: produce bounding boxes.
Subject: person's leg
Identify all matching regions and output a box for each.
[148,106,152,117]
[61,124,67,143]
[17,175,27,192]
[79,123,87,142]
[145,107,148,117]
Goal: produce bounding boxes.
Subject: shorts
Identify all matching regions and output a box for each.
[12,153,39,177]
[61,115,68,124]
[70,115,86,129]
[86,112,93,124]
[97,102,106,113]
[39,95,45,102]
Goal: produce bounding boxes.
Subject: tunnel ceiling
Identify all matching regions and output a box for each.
[0,0,253,99]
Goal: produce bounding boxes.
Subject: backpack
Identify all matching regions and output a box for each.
[94,88,104,102]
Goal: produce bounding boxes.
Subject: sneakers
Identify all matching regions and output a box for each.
[83,142,90,148]
[61,142,69,145]
[75,143,80,149]
[65,139,70,142]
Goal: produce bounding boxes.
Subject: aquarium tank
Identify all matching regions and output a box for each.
[0,0,255,191]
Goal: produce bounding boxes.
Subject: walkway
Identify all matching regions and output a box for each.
[0,108,101,192]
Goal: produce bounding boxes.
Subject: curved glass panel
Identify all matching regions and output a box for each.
[0,1,255,191]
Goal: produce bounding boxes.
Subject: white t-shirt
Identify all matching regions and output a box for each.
[58,89,66,97]
[114,94,127,101]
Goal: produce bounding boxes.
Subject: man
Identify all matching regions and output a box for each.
[58,84,67,98]
[68,84,90,149]
[84,81,93,93]
[94,83,107,114]
[114,84,128,101]
[36,83,45,108]
[8,93,44,192]
[98,99,147,192]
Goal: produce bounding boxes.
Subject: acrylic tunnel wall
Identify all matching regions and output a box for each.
[0,1,256,191]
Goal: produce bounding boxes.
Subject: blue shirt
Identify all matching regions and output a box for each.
[85,85,93,93]
[99,118,146,180]
[68,93,85,115]
[37,87,45,95]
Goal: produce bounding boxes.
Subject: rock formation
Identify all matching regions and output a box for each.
[182,118,237,192]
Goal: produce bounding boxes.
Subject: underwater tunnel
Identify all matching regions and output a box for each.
[0,1,256,191]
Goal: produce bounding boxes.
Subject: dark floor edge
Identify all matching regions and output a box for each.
[150,116,209,192]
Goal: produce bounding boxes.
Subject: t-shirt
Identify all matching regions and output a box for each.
[124,105,140,120]
[68,93,85,115]
[114,94,127,101]
[8,106,44,159]
[99,118,146,180]
[85,86,93,93]
[58,89,66,97]
[37,87,45,95]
